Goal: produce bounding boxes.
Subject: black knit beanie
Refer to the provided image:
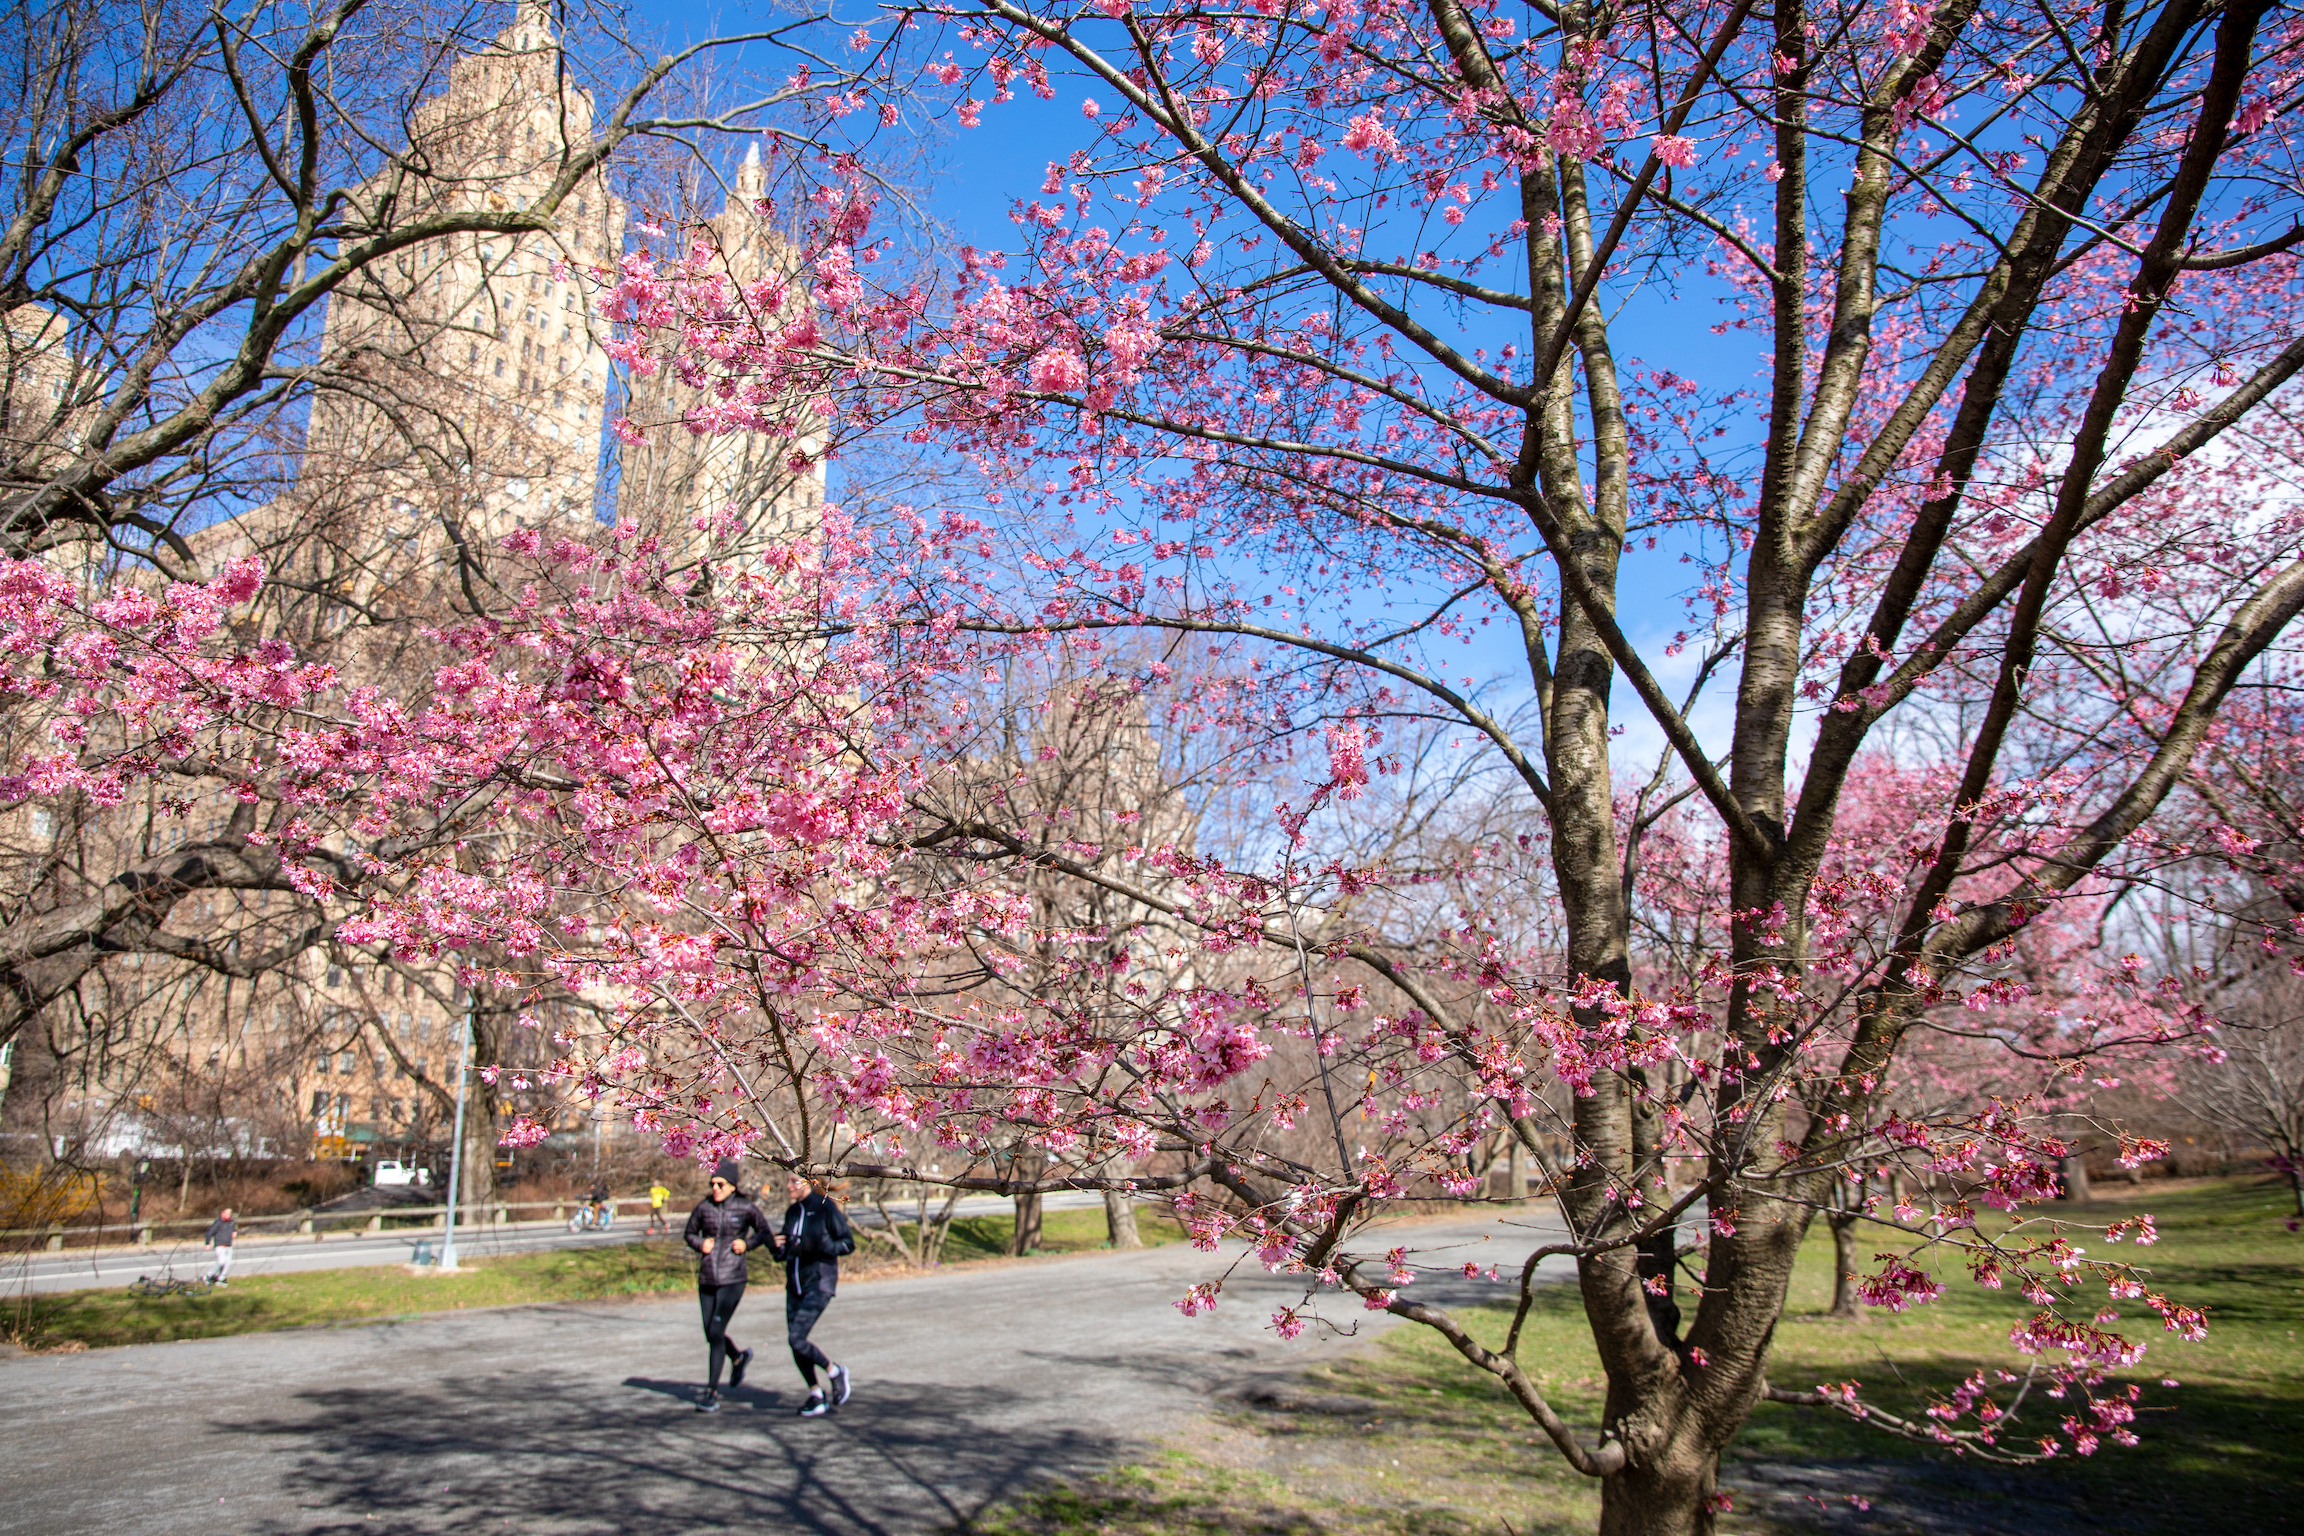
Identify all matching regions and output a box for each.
[712,1158,743,1191]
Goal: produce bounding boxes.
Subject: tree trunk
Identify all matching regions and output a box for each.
[1103,1186,1141,1248]
[2058,1154,2091,1202]
[1505,1130,1524,1202]
[1828,1210,1861,1318]
[459,1105,495,1215]
[457,1006,503,1212]
[1598,1446,1722,1536]
[1010,1189,1043,1255]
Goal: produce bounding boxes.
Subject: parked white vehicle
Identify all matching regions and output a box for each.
[372,1160,432,1188]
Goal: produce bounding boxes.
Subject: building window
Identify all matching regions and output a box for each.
[311,1090,329,1115]
[315,1055,329,1076]
[493,358,504,377]
[553,391,564,408]
[327,967,342,987]
[29,808,51,839]
[338,1051,356,1073]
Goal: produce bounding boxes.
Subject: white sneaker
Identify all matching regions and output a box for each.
[830,1363,852,1406]
[797,1392,830,1418]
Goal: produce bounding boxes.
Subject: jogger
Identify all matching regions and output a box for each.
[682,1159,771,1412]
[775,1171,856,1417]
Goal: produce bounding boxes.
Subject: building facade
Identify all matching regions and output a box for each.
[3,5,822,1172]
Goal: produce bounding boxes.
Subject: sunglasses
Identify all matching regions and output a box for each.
[709,1178,732,1188]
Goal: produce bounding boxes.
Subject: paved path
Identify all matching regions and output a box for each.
[0,1208,1569,1536]
[6,1193,1110,1295]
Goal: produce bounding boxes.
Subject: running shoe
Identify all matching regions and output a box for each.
[797,1392,830,1418]
[695,1391,721,1414]
[728,1347,754,1389]
[829,1363,852,1406]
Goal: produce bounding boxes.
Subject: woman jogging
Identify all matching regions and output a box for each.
[775,1171,856,1417]
[683,1159,771,1413]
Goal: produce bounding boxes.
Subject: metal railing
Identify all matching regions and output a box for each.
[0,1197,644,1252]
[6,1180,1057,1253]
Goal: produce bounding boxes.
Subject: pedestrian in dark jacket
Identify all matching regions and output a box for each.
[682,1159,771,1412]
[775,1171,855,1417]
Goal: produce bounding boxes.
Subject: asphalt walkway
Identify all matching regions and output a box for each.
[0,1207,1567,1536]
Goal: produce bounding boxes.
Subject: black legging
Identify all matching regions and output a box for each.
[786,1285,832,1387]
[699,1282,745,1388]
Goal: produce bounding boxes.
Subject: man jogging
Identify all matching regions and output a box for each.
[682,1160,771,1413]
[647,1179,671,1235]
[202,1208,235,1286]
[774,1171,855,1418]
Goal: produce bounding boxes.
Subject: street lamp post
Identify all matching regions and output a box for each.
[439,991,476,1272]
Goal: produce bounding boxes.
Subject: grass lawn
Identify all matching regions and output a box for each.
[965,1177,2304,1536]
[3,1239,700,1351]
[5,1201,1186,1352]
[936,1203,1188,1263]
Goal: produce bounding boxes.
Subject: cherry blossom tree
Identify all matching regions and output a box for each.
[11,0,2304,1526]
[384,0,2304,1522]
[551,0,2304,1526]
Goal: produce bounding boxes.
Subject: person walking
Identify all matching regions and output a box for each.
[202,1208,235,1286]
[774,1171,856,1418]
[683,1160,771,1413]
[647,1179,671,1235]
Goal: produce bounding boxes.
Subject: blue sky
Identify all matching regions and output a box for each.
[626,2,1771,771]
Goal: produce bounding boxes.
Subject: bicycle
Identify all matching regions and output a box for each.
[129,1274,214,1297]
[567,1200,616,1233]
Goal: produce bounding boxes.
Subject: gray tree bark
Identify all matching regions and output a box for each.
[1103,1186,1141,1248]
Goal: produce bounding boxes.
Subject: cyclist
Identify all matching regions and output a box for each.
[683,1159,771,1413]
[647,1179,671,1235]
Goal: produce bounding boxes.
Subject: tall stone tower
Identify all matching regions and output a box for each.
[294,1,623,547]
[80,7,839,1171]
[615,141,827,569]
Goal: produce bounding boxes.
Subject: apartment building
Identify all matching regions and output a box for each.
[2,4,824,1169]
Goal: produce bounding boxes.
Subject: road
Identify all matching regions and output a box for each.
[0,1207,1569,1536]
[5,1191,1112,1296]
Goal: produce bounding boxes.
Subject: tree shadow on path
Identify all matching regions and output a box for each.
[226,1368,1127,1536]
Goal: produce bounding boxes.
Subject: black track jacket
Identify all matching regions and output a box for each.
[684,1192,772,1287]
[778,1192,852,1296]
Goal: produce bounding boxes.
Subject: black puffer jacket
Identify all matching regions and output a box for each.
[779,1192,854,1296]
[684,1192,772,1287]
